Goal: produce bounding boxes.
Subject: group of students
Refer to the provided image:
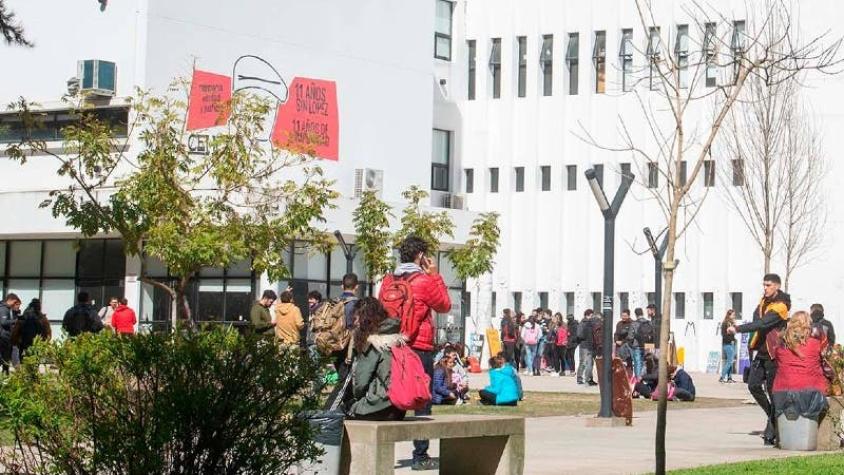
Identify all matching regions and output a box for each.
[0,291,137,374]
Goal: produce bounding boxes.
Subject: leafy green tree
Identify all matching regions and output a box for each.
[352,190,394,283]
[392,186,454,254]
[5,85,338,326]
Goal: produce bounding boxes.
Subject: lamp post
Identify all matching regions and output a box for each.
[334,230,355,274]
[643,227,668,348]
[584,168,633,418]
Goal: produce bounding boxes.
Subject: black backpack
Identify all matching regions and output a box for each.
[18,313,41,350]
[637,320,655,346]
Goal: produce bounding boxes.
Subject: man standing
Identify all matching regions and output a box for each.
[62,292,104,337]
[305,290,324,349]
[274,290,304,347]
[632,307,654,377]
[250,289,277,337]
[810,303,836,346]
[646,303,661,348]
[576,309,598,386]
[614,309,635,367]
[565,314,579,376]
[323,274,360,407]
[734,273,790,446]
[380,236,451,471]
[1,293,22,374]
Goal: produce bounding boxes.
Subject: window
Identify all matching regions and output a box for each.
[491,291,497,318]
[731,292,743,319]
[566,165,577,190]
[647,292,656,306]
[593,31,606,93]
[620,162,632,180]
[514,167,525,192]
[731,20,746,83]
[592,292,602,313]
[674,292,685,319]
[465,168,474,193]
[540,34,554,96]
[648,162,659,188]
[704,22,718,87]
[678,160,687,187]
[703,292,714,319]
[467,40,477,100]
[732,159,745,186]
[539,291,549,310]
[565,292,575,316]
[540,166,551,191]
[647,27,661,91]
[513,291,523,313]
[431,129,450,192]
[489,167,499,193]
[675,24,690,88]
[594,163,604,188]
[490,38,502,99]
[620,29,634,92]
[0,106,129,144]
[566,33,580,95]
[517,36,527,98]
[704,159,715,187]
[434,0,453,60]
[619,292,629,312]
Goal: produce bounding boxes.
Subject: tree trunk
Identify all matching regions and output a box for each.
[655,206,679,475]
[174,276,193,330]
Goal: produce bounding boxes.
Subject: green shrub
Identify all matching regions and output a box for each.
[0,328,323,474]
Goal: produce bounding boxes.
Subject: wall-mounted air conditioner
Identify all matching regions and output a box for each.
[437,192,466,210]
[354,168,384,198]
[77,60,116,97]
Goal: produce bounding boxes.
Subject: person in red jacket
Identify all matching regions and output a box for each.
[379,235,450,471]
[110,298,137,335]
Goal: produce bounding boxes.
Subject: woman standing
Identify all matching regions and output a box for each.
[720,309,737,383]
[520,316,541,376]
[500,310,518,366]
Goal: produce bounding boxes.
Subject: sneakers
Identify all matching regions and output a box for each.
[587,380,598,386]
[551,372,560,377]
[412,458,439,471]
[719,378,726,383]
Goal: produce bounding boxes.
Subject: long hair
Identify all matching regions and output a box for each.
[353,297,388,353]
[721,309,736,327]
[783,311,812,357]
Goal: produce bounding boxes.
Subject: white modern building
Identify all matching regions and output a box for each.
[2,0,843,370]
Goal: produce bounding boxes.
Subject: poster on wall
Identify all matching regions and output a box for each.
[739,333,751,374]
[185,56,339,161]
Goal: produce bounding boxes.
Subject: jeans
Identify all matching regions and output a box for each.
[565,347,576,373]
[412,349,435,462]
[632,348,644,378]
[536,341,547,372]
[721,343,736,380]
[577,347,594,382]
[524,344,538,373]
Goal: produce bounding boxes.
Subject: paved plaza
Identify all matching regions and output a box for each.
[394,372,813,474]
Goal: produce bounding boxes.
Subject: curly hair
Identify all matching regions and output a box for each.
[783,311,811,357]
[353,297,388,352]
[398,235,428,263]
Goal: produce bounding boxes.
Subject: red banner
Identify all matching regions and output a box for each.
[271,77,339,161]
[186,70,232,131]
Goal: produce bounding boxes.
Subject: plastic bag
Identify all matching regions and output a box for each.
[773,389,829,422]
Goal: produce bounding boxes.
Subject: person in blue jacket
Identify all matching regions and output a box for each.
[432,354,458,405]
[671,365,696,402]
[479,355,520,406]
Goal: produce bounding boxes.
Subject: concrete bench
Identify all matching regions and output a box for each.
[340,415,524,475]
[818,396,844,451]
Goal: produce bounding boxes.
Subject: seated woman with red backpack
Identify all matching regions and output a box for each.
[346,298,407,421]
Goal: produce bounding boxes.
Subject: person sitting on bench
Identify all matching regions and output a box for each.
[479,355,520,406]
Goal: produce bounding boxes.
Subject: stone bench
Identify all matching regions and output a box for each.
[340,415,524,475]
[818,396,844,451]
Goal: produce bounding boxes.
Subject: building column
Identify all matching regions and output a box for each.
[124,253,142,331]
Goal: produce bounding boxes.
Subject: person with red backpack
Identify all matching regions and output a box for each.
[552,313,568,376]
[379,235,450,471]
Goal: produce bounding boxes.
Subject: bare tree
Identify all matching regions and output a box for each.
[0,0,31,46]
[577,1,840,473]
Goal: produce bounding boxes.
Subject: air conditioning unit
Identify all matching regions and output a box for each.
[77,60,116,97]
[354,168,384,198]
[438,192,466,210]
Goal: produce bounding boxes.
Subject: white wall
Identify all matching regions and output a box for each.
[456,0,844,370]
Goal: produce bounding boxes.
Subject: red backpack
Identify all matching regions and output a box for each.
[380,273,423,340]
[388,344,432,411]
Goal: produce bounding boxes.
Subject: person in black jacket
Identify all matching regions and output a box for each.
[733,273,791,446]
[565,314,579,376]
[62,292,104,337]
[576,309,597,385]
[810,303,835,346]
[0,293,22,375]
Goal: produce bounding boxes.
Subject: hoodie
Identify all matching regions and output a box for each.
[348,318,405,416]
[110,304,137,335]
[274,302,304,345]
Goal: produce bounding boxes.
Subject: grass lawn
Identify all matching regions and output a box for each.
[432,391,744,418]
[669,453,844,474]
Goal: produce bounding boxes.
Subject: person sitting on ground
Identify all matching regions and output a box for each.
[497,351,524,401]
[110,298,137,335]
[274,290,304,347]
[479,355,520,406]
[670,365,696,402]
[634,352,659,399]
[432,354,458,405]
[346,297,406,421]
[447,349,470,402]
[769,310,829,423]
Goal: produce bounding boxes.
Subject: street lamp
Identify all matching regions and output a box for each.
[642,227,672,349]
[333,230,355,274]
[584,167,633,418]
